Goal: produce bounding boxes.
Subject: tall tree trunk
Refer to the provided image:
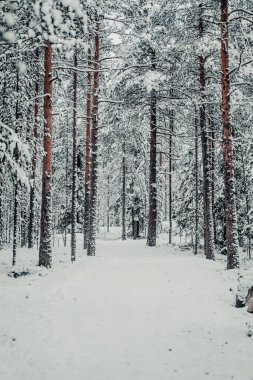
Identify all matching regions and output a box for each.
[220,0,239,269]
[0,176,3,250]
[13,71,20,266]
[209,104,216,245]
[71,52,78,262]
[12,185,18,266]
[122,141,127,240]
[164,168,168,221]
[83,46,92,249]
[87,16,100,256]
[63,118,69,248]
[195,107,199,255]
[198,3,215,260]
[107,175,110,233]
[28,48,39,249]
[147,48,157,247]
[169,110,174,244]
[64,136,68,248]
[39,40,53,268]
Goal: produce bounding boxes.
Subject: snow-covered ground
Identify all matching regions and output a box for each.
[0,233,252,380]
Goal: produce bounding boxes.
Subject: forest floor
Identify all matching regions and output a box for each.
[0,230,252,380]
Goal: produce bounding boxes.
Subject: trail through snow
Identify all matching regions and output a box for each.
[0,236,252,380]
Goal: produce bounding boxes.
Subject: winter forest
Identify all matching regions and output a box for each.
[1,0,253,379]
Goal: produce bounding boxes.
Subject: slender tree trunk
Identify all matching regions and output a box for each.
[0,175,3,249]
[87,16,100,256]
[133,219,139,240]
[71,52,78,262]
[209,105,216,245]
[39,40,53,268]
[241,149,251,258]
[107,175,110,233]
[63,117,69,247]
[198,3,215,260]
[21,210,27,247]
[164,167,168,221]
[12,185,18,265]
[133,197,140,240]
[13,71,20,265]
[169,110,174,244]
[83,46,93,249]
[147,49,157,247]
[220,0,239,269]
[64,139,68,247]
[195,108,199,255]
[158,151,163,233]
[28,49,39,248]
[122,141,127,240]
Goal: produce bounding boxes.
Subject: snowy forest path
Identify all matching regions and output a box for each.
[0,237,252,380]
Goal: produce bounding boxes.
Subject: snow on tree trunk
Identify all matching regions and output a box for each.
[64,128,69,248]
[147,49,157,247]
[83,46,92,250]
[12,185,18,266]
[87,16,100,257]
[12,71,20,266]
[122,141,127,240]
[71,52,78,263]
[107,175,110,233]
[39,40,53,268]
[195,107,199,255]
[169,110,174,244]
[0,175,3,250]
[28,48,39,249]
[220,0,239,269]
[198,4,215,261]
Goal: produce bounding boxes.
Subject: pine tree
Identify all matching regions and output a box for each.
[198,3,215,261]
[83,45,93,250]
[39,40,53,268]
[71,52,78,263]
[87,14,100,257]
[220,0,239,269]
[28,48,40,249]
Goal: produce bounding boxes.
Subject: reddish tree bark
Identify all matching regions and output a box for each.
[220,0,239,269]
[39,40,53,268]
